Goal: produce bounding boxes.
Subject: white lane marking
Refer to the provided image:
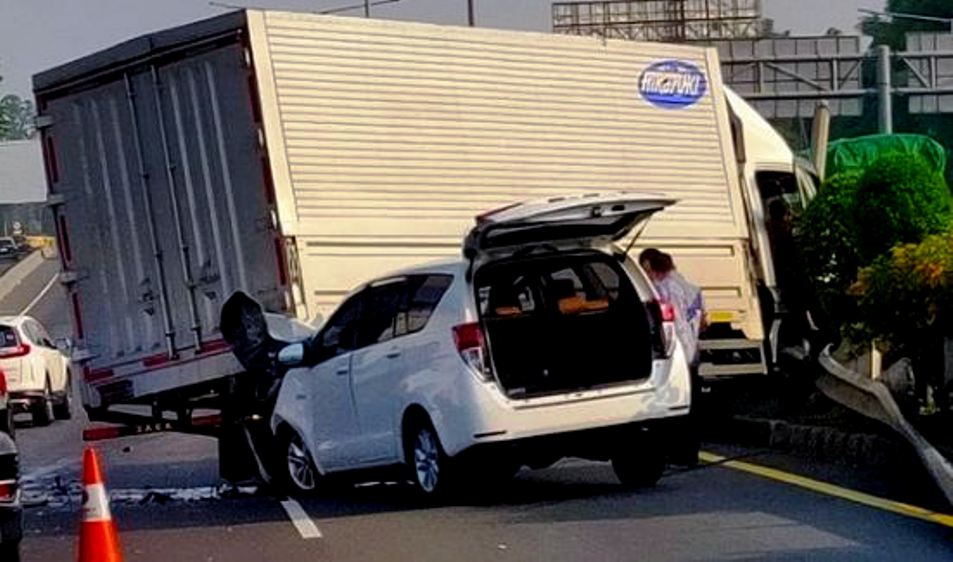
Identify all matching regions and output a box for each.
[280,499,323,539]
[19,273,58,316]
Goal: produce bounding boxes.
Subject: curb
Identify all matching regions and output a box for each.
[710,416,909,469]
[0,251,47,304]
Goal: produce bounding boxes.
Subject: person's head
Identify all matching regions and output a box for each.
[639,248,675,281]
[768,198,791,223]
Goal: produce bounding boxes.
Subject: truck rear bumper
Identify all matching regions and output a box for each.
[698,339,768,378]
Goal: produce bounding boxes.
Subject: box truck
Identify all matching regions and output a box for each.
[33,10,813,458]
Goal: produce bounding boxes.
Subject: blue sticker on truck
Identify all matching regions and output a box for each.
[639,60,708,109]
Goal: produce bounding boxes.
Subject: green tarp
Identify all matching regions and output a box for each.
[825,134,947,178]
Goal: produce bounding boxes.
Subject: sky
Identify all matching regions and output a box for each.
[1,0,882,99]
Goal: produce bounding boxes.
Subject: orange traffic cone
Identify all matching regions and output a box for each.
[77,447,123,562]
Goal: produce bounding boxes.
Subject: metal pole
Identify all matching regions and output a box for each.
[364,0,370,17]
[877,45,893,134]
[810,101,831,182]
[467,0,475,26]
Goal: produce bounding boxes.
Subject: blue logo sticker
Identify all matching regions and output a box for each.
[639,60,708,109]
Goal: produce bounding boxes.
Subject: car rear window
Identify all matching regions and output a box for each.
[0,326,17,348]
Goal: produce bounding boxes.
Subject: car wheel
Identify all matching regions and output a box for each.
[280,430,319,496]
[406,420,452,499]
[0,408,13,440]
[53,372,73,420]
[611,430,665,489]
[31,379,54,427]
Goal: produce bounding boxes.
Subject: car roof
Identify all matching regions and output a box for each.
[0,316,30,327]
[370,258,466,281]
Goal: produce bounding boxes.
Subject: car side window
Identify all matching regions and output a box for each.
[316,294,363,361]
[19,322,37,345]
[357,281,405,348]
[32,321,54,348]
[395,275,453,336]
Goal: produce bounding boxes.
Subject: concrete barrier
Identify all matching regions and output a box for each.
[0,251,48,304]
[818,345,953,505]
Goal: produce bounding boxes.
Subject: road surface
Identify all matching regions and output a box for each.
[4,258,953,561]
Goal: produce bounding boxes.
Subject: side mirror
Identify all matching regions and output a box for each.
[54,337,73,354]
[277,343,306,367]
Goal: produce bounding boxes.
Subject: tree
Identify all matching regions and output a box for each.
[0,74,34,141]
[861,0,953,50]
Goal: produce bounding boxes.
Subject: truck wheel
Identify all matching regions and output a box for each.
[0,408,14,440]
[53,373,73,420]
[278,430,319,496]
[31,379,54,427]
[611,430,665,489]
[405,420,453,499]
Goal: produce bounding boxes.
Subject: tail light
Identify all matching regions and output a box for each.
[452,322,492,381]
[0,369,6,396]
[0,343,30,359]
[0,480,17,503]
[648,300,677,359]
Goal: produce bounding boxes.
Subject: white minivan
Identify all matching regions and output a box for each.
[270,193,695,497]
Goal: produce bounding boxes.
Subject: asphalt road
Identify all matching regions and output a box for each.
[4,258,953,561]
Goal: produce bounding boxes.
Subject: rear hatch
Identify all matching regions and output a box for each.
[0,325,24,388]
[465,193,673,399]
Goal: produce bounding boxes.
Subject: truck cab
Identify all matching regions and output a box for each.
[718,87,818,371]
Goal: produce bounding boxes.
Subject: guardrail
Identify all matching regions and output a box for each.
[818,345,953,505]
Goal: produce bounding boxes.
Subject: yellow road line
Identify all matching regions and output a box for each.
[699,451,953,529]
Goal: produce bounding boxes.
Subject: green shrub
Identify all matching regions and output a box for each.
[795,171,864,331]
[852,153,953,263]
[851,232,953,352]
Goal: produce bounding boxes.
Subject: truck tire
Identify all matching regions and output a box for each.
[31,379,54,427]
[0,541,20,562]
[53,373,73,421]
[611,429,665,489]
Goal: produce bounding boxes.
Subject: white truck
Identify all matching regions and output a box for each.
[33,10,812,476]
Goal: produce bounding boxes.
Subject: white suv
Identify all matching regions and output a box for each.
[270,194,694,497]
[0,317,72,426]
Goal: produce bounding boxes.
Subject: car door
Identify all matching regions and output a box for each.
[305,293,364,470]
[29,321,65,393]
[349,279,406,463]
[17,322,44,390]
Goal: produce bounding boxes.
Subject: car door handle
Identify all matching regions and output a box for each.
[385,349,401,359]
[335,367,349,376]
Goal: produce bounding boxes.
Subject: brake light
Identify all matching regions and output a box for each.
[0,480,17,503]
[0,343,30,359]
[648,300,677,359]
[452,322,491,381]
[0,369,6,396]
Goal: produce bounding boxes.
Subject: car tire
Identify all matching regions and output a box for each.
[53,373,73,421]
[405,419,453,499]
[278,429,319,496]
[611,430,665,489]
[31,379,54,427]
[0,408,13,440]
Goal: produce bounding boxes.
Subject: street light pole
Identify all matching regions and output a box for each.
[364,0,370,17]
[468,0,475,26]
